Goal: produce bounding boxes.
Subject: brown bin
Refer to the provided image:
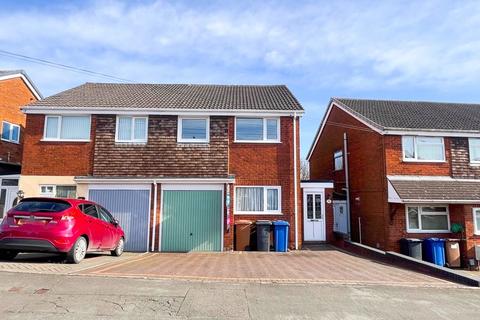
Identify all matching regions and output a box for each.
[235,220,254,251]
[445,239,461,268]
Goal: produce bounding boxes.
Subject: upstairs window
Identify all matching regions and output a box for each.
[469,138,480,164]
[235,117,280,142]
[178,116,209,143]
[44,115,91,141]
[333,150,343,171]
[1,121,20,143]
[116,116,148,143]
[402,136,445,162]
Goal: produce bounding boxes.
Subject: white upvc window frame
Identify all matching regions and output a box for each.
[43,115,91,142]
[177,116,210,143]
[115,115,148,143]
[473,208,480,235]
[1,121,20,144]
[468,138,480,164]
[333,150,343,171]
[39,185,56,197]
[402,136,446,163]
[234,185,282,215]
[234,117,281,143]
[405,205,451,233]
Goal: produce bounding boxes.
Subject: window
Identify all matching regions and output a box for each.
[116,116,148,143]
[402,136,445,162]
[1,179,18,186]
[334,150,343,171]
[40,185,77,198]
[1,121,20,143]
[235,186,281,214]
[79,204,99,219]
[44,115,91,141]
[177,117,209,143]
[235,117,280,142]
[406,206,450,232]
[98,206,115,223]
[473,208,480,235]
[14,199,71,213]
[469,138,480,164]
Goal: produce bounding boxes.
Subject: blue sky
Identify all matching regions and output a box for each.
[2,0,480,157]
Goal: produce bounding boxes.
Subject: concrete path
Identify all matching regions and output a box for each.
[0,271,478,319]
[81,248,453,286]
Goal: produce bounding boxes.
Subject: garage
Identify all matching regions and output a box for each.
[161,185,223,252]
[88,185,151,252]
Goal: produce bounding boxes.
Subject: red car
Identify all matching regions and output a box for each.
[0,197,125,264]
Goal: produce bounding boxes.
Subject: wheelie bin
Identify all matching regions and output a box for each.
[273,221,290,252]
[423,238,446,266]
[235,220,253,251]
[256,220,272,251]
[445,239,461,268]
[399,238,423,260]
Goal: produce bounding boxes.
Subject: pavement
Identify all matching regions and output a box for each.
[0,271,479,319]
[80,248,454,287]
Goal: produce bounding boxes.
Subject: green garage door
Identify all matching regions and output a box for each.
[161,190,222,252]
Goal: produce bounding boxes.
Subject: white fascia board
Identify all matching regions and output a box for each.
[306,98,384,161]
[384,129,480,138]
[396,199,480,204]
[22,106,304,117]
[0,73,43,100]
[387,175,480,182]
[300,182,334,189]
[75,177,236,184]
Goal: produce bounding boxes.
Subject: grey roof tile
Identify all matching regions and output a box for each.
[335,98,480,132]
[389,179,480,201]
[27,83,303,111]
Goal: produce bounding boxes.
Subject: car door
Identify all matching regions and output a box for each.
[97,205,117,249]
[79,203,103,250]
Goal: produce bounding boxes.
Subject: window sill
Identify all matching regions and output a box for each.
[406,230,451,234]
[234,140,281,144]
[1,138,20,145]
[41,139,91,143]
[177,140,210,144]
[469,162,480,166]
[234,212,283,215]
[402,159,446,163]
[115,141,147,145]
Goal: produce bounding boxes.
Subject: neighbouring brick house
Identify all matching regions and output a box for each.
[0,70,42,219]
[19,83,304,252]
[307,98,480,262]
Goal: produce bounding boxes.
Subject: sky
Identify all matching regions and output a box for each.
[2,0,480,158]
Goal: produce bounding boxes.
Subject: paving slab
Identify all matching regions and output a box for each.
[0,252,144,275]
[80,248,456,286]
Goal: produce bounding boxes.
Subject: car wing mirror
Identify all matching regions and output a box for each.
[112,219,119,227]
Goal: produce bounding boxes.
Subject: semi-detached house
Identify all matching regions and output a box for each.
[19,83,304,252]
[308,98,480,262]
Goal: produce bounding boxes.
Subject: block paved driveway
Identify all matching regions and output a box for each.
[80,246,456,287]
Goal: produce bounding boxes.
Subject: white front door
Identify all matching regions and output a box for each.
[0,187,18,219]
[303,192,326,241]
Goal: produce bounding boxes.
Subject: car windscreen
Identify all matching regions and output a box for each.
[14,199,71,213]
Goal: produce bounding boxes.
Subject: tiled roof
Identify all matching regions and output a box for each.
[335,98,480,131]
[26,83,303,111]
[389,178,480,202]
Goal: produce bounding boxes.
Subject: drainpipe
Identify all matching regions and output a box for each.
[293,113,299,250]
[151,180,158,252]
[343,132,352,240]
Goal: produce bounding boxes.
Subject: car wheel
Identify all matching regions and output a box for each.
[111,237,124,257]
[0,250,18,261]
[67,236,87,264]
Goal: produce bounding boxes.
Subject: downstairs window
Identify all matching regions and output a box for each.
[406,206,450,233]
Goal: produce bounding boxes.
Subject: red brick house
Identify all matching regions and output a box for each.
[19,83,304,252]
[307,98,480,262]
[0,70,42,218]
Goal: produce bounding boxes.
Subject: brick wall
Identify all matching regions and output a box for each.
[93,115,228,177]
[384,135,451,176]
[229,116,301,249]
[451,138,480,178]
[0,77,38,165]
[21,114,95,176]
[462,204,480,260]
[309,105,387,249]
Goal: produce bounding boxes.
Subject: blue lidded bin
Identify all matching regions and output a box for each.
[273,220,290,252]
[423,238,446,266]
